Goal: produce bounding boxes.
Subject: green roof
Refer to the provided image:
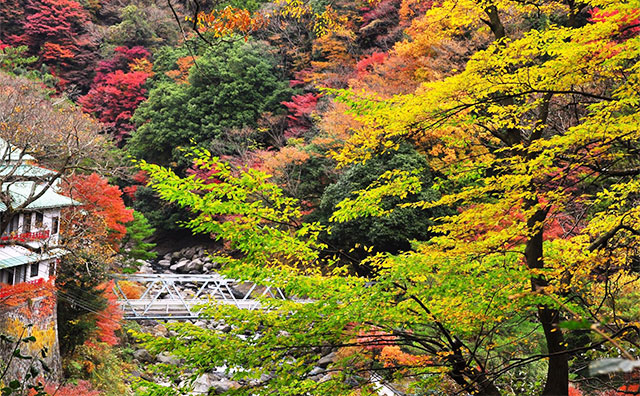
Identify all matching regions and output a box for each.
[0,182,78,211]
[0,164,55,178]
[0,139,35,163]
[0,247,66,270]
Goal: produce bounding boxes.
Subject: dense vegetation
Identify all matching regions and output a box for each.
[3,0,640,395]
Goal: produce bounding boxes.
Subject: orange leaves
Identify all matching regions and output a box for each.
[379,345,431,368]
[0,278,56,319]
[60,173,134,249]
[165,56,197,84]
[40,42,75,61]
[188,7,265,39]
[355,328,430,369]
[94,280,122,346]
[116,280,144,299]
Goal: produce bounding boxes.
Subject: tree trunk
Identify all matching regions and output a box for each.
[525,204,569,396]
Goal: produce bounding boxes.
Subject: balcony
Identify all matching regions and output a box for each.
[1,230,50,242]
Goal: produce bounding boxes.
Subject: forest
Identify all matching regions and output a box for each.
[2,0,640,395]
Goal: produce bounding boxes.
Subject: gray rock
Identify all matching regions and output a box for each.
[318,373,332,383]
[133,348,154,363]
[156,352,182,366]
[317,352,336,368]
[171,251,182,261]
[308,367,324,377]
[191,374,211,394]
[157,259,171,268]
[183,247,196,259]
[170,260,188,273]
[211,379,240,394]
[190,259,204,271]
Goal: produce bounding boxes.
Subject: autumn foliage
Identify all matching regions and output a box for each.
[79,46,152,140]
[94,280,122,346]
[60,173,134,248]
[0,278,56,319]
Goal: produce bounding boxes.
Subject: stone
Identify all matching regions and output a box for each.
[183,247,196,259]
[190,259,203,271]
[133,348,153,363]
[170,260,188,273]
[318,373,332,383]
[210,379,240,394]
[317,352,336,368]
[156,352,182,366]
[157,259,171,268]
[308,367,324,377]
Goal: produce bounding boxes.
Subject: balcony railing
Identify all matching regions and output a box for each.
[1,230,50,242]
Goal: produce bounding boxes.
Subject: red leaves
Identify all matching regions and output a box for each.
[20,0,97,89]
[590,7,640,42]
[93,46,151,84]
[61,173,134,248]
[79,46,152,140]
[0,278,56,319]
[356,52,387,76]
[40,380,102,396]
[94,280,122,346]
[282,93,321,137]
[79,70,150,140]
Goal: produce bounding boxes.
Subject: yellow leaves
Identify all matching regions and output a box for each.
[330,169,422,223]
[187,6,265,38]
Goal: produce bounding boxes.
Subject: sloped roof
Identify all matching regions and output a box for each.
[0,246,66,270]
[0,138,35,163]
[0,164,55,178]
[0,181,79,211]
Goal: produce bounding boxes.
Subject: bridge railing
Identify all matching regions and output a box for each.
[112,274,287,320]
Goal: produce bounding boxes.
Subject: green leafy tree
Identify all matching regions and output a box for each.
[128,40,292,169]
[121,210,157,272]
[313,143,443,271]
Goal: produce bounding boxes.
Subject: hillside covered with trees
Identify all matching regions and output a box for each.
[3,0,640,395]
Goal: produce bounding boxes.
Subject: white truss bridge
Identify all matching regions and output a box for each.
[113,274,288,320]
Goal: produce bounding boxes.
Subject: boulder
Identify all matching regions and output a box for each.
[317,352,336,369]
[211,379,240,394]
[133,348,153,363]
[183,247,197,259]
[156,352,182,366]
[188,259,203,272]
[157,259,171,268]
[170,260,188,273]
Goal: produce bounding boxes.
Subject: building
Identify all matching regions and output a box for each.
[0,140,76,286]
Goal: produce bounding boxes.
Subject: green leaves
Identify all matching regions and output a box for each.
[139,150,326,269]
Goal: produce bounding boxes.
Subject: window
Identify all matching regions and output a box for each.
[35,212,43,228]
[52,216,59,235]
[9,216,19,233]
[30,263,39,278]
[23,213,32,233]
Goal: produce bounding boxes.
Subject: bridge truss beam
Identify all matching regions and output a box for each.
[113,274,286,320]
